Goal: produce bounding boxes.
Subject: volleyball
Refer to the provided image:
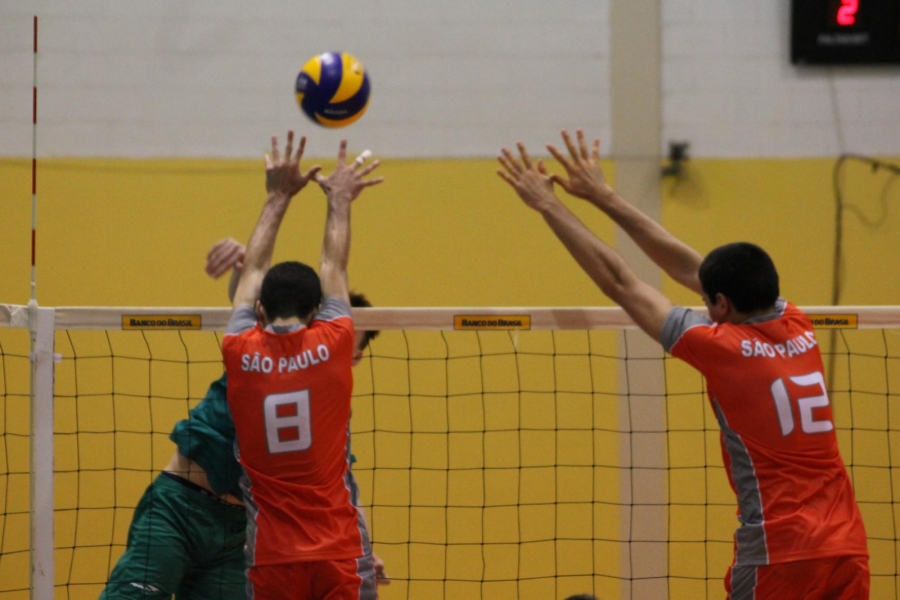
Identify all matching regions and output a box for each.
[295,52,371,128]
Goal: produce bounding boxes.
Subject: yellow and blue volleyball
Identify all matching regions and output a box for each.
[295,52,371,128]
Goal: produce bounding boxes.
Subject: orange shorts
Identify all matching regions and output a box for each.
[248,555,377,600]
[726,555,869,600]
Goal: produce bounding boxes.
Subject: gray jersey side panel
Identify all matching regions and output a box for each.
[729,565,758,600]
[713,400,769,565]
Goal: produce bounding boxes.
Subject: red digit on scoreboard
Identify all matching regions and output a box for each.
[836,0,859,26]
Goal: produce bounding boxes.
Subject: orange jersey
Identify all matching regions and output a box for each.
[662,300,868,566]
[222,299,367,566]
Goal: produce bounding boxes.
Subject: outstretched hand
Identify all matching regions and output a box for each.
[315,140,384,203]
[547,130,614,204]
[265,130,322,200]
[497,142,559,212]
[205,237,246,279]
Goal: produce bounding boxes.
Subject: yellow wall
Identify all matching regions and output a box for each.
[3,155,898,308]
[1,156,621,308]
[662,158,900,307]
[1,155,899,600]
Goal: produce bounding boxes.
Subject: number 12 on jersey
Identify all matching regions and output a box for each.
[264,390,313,453]
[770,371,834,436]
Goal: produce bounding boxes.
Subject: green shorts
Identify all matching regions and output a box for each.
[99,472,247,600]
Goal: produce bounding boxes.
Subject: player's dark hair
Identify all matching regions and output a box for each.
[350,290,380,349]
[259,261,321,321]
[698,242,779,313]
[564,595,599,600]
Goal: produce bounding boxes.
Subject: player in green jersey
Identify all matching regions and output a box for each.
[99,236,386,599]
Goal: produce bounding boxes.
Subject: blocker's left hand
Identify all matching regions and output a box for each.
[265,130,321,200]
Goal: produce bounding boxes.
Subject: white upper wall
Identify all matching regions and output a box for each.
[1,0,898,159]
[0,0,610,159]
[662,0,900,157]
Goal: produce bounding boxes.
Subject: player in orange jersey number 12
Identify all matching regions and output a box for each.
[498,130,869,600]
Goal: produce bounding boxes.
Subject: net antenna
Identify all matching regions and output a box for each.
[30,15,38,305]
[26,15,55,600]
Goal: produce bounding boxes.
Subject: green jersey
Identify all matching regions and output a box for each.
[169,374,243,497]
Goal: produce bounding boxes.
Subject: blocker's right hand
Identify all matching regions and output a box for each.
[497,142,560,214]
[265,130,322,200]
[205,237,245,279]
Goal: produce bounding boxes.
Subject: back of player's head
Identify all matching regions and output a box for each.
[259,261,321,321]
[350,290,380,349]
[698,242,779,313]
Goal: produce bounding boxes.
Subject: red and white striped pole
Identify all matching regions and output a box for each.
[31,15,38,302]
[28,16,56,600]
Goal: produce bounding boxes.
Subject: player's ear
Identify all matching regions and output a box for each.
[255,301,268,326]
[715,293,738,322]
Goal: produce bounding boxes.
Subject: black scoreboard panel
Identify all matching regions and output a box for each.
[792,0,900,64]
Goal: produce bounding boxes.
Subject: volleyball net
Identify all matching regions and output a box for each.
[1,304,898,600]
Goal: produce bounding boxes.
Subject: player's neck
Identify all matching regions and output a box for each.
[258,307,316,328]
[730,305,777,324]
[268,316,307,327]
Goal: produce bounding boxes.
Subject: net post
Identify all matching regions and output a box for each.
[28,300,55,600]
[609,0,668,593]
[617,330,669,598]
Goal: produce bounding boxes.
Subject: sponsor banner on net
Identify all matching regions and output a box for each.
[454,315,532,330]
[808,314,858,329]
[122,315,202,330]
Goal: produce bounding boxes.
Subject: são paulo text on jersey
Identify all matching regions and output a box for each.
[240,345,331,374]
[739,331,818,359]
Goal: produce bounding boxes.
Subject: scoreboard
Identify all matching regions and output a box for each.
[792,0,900,64]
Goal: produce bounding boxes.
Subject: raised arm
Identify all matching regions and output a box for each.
[314,142,383,304]
[498,143,673,344]
[231,131,321,310]
[548,130,704,296]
